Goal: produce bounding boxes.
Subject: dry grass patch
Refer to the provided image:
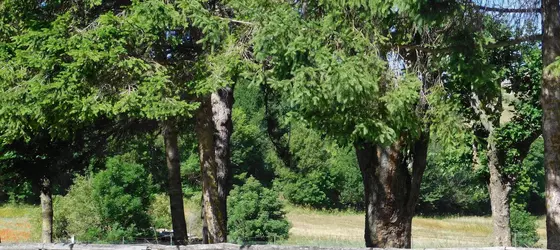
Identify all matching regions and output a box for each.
[284,207,547,248]
[0,205,40,242]
[0,203,548,248]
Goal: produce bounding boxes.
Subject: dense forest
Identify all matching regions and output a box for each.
[0,0,557,249]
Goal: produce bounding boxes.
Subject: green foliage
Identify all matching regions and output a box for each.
[231,107,277,185]
[513,138,545,214]
[54,156,155,242]
[510,206,539,247]
[418,138,489,215]
[53,175,100,241]
[230,82,286,186]
[92,157,154,231]
[227,176,290,243]
[148,193,172,229]
[0,162,34,204]
[275,124,362,209]
[181,144,202,199]
[240,0,424,145]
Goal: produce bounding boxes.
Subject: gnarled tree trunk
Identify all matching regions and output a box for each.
[354,132,429,248]
[196,87,233,244]
[542,0,560,248]
[40,176,53,244]
[486,138,512,247]
[163,120,188,245]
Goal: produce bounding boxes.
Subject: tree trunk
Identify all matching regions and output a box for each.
[197,97,222,243]
[196,87,233,244]
[40,176,53,244]
[211,87,234,234]
[163,120,188,245]
[542,0,560,248]
[354,133,429,248]
[487,139,512,247]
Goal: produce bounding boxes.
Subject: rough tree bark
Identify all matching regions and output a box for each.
[542,0,560,248]
[211,87,234,233]
[40,176,53,244]
[196,87,233,244]
[163,120,188,245]
[470,92,514,247]
[486,138,512,247]
[354,132,429,248]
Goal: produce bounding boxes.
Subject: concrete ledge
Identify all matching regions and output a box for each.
[0,243,547,250]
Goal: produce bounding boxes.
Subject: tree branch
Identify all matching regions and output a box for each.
[473,5,541,13]
[485,34,542,48]
[396,34,542,53]
[218,17,254,26]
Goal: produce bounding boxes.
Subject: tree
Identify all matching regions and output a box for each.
[0,0,201,244]
[426,1,560,247]
[182,1,254,242]
[234,0,464,247]
[541,0,560,247]
[381,1,544,246]
[1,0,254,244]
[443,33,542,245]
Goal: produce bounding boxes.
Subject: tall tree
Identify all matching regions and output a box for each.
[0,0,124,242]
[451,1,549,246]
[183,1,252,241]
[393,2,544,246]
[196,87,234,243]
[449,44,541,246]
[235,0,463,247]
[541,0,560,247]
[0,0,208,244]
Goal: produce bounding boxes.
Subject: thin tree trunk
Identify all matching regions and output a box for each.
[163,120,188,245]
[487,139,512,247]
[354,133,428,249]
[40,176,52,244]
[196,89,233,243]
[542,0,560,248]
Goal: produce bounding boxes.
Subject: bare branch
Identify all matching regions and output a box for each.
[473,5,541,13]
[396,34,542,53]
[485,34,542,48]
[218,17,254,26]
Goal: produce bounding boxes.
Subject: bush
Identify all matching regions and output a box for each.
[148,193,172,229]
[510,206,539,247]
[227,176,291,243]
[54,156,155,242]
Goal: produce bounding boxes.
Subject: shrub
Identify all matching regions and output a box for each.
[54,156,155,242]
[510,206,539,247]
[92,157,154,231]
[53,175,101,241]
[227,177,291,243]
[148,193,172,229]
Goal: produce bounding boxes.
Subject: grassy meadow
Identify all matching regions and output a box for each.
[283,206,547,248]
[0,205,41,242]
[0,204,547,248]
